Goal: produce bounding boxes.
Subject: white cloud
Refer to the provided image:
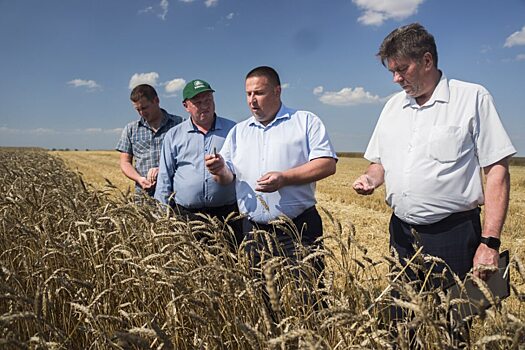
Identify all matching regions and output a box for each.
[129,72,160,89]
[138,1,168,20]
[480,45,492,54]
[352,0,424,26]
[164,78,186,94]
[516,53,525,61]
[179,0,218,7]
[281,83,290,89]
[159,0,169,20]
[138,6,154,14]
[315,86,382,106]
[504,26,525,47]
[226,12,234,20]
[83,128,122,134]
[67,79,101,91]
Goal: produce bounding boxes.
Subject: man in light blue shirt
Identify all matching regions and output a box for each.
[155,79,241,245]
[206,66,337,267]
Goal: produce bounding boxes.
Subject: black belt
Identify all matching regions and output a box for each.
[408,207,480,233]
[178,203,237,214]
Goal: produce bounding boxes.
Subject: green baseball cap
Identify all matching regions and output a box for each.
[183,79,215,100]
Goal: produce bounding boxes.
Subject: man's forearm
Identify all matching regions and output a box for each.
[120,161,143,183]
[482,159,511,238]
[365,162,385,188]
[213,168,235,185]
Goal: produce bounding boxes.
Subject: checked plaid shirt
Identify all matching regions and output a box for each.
[116,109,183,195]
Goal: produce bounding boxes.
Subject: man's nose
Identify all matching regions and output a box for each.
[393,71,404,83]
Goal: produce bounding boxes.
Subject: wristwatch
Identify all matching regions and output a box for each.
[480,236,501,250]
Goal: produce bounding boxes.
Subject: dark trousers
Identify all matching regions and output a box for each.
[388,208,481,347]
[175,203,244,249]
[243,206,324,267]
[242,206,326,319]
[389,208,481,287]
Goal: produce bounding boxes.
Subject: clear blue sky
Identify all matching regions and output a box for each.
[1,0,524,155]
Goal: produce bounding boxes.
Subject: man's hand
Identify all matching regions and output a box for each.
[146,167,159,185]
[205,153,225,175]
[138,176,154,190]
[256,172,285,193]
[473,242,499,280]
[352,174,376,195]
[205,153,235,185]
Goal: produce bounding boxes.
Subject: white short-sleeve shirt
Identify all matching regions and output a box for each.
[365,74,516,225]
[221,104,337,223]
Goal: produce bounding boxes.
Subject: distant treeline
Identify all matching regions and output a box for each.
[0,147,46,151]
[1,147,523,165]
[336,152,365,158]
[510,157,525,166]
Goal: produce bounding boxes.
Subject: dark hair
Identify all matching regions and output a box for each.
[245,66,281,87]
[377,23,438,68]
[130,84,158,102]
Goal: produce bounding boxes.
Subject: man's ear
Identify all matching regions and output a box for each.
[423,52,434,69]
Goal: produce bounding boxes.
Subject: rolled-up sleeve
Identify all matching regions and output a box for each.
[307,114,338,161]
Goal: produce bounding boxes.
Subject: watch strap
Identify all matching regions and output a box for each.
[480,236,501,250]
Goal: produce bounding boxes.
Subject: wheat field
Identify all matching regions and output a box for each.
[53,150,525,263]
[1,148,523,349]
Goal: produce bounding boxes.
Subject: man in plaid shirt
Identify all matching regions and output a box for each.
[116,84,183,200]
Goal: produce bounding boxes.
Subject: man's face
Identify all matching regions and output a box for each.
[245,75,281,125]
[387,56,427,98]
[184,91,215,127]
[132,96,160,121]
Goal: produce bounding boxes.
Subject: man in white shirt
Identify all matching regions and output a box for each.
[206,66,337,271]
[353,23,515,340]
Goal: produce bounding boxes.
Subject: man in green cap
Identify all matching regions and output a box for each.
[155,79,242,247]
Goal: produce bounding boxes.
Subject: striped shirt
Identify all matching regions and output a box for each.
[116,109,183,195]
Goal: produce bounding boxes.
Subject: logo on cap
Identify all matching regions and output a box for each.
[194,80,206,89]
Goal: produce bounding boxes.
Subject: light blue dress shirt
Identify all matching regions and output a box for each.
[155,116,237,208]
[221,104,337,223]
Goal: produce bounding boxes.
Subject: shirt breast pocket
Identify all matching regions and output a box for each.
[428,126,469,163]
[132,135,151,155]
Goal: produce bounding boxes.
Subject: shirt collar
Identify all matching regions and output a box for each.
[248,103,290,128]
[402,72,449,108]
